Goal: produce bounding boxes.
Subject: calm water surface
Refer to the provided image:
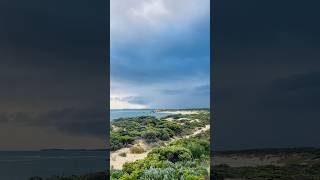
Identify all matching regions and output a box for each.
[0,150,106,180]
[0,110,169,179]
[110,109,170,120]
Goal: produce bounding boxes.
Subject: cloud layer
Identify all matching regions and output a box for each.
[110,0,210,109]
[213,0,320,150]
[0,0,107,149]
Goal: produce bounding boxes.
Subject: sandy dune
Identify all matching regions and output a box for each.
[110,141,150,170]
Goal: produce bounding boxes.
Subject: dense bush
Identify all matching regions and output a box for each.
[157,129,171,141]
[111,170,124,179]
[149,146,192,163]
[130,146,145,154]
[139,167,178,180]
[113,159,209,180]
[142,130,158,143]
[171,138,210,159]
[110,113,209,151]
[110,133,135,151]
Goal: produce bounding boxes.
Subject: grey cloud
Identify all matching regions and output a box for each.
[214,0,320,150]
[112,96,150,105]
[123,96,150,105]
[160,89,186,95]
[1,107,107,139]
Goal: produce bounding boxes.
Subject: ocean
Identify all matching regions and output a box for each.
[110,109,170,120]
[0,110,170,179]
[0,150,106,180]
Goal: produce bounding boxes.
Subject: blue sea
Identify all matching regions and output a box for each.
[0,150,106,180]
[110,109,170,120]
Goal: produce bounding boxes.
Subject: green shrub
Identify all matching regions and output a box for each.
[150,146,192,163]
[157,129,171,141]
[142,130,158,143]
[119,152,127,157]
[111,170,124,179]
[130,146,145,154]
[140,167,178,180]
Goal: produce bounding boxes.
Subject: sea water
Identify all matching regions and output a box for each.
[0,110,169,179]
[0,150,106,180]
[110,109,170,120]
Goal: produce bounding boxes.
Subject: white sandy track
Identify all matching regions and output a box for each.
[186,124,210,138]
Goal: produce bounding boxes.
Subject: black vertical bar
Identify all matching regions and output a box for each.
[106,0,110,179]
[210,0,216,178]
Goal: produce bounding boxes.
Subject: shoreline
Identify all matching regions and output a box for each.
[157,110,200,115]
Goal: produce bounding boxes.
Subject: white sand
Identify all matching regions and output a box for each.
[110,141,151,170]
[185,124,210,138]
[159,110,200,115]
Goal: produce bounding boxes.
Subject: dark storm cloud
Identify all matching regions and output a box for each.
[160,84,209,96]
[0,113,9,122]
[262,72,320,110]
[110,19,210,85]
[111,96,150,106]
[0,106,106,138]
[0,0,107,148]
[0,0,105,57]
[192,84,210,95]
[0,0,107,106]
[214,0,320,150]
[124,96,150,105]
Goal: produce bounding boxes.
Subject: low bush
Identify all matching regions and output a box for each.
[149,146,192,163]
[142,130,158,143]
[130,146,145,154]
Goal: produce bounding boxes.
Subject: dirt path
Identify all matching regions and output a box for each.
[186,124,210,138]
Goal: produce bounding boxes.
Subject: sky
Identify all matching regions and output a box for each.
[110,0,210,109]
[0,0,107,150]
[213,0,320,150]
[2,0,319,152]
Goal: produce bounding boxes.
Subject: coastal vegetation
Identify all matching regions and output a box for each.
[110,111,210,151]
[110,110,210,179]
[111,130,210,179]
